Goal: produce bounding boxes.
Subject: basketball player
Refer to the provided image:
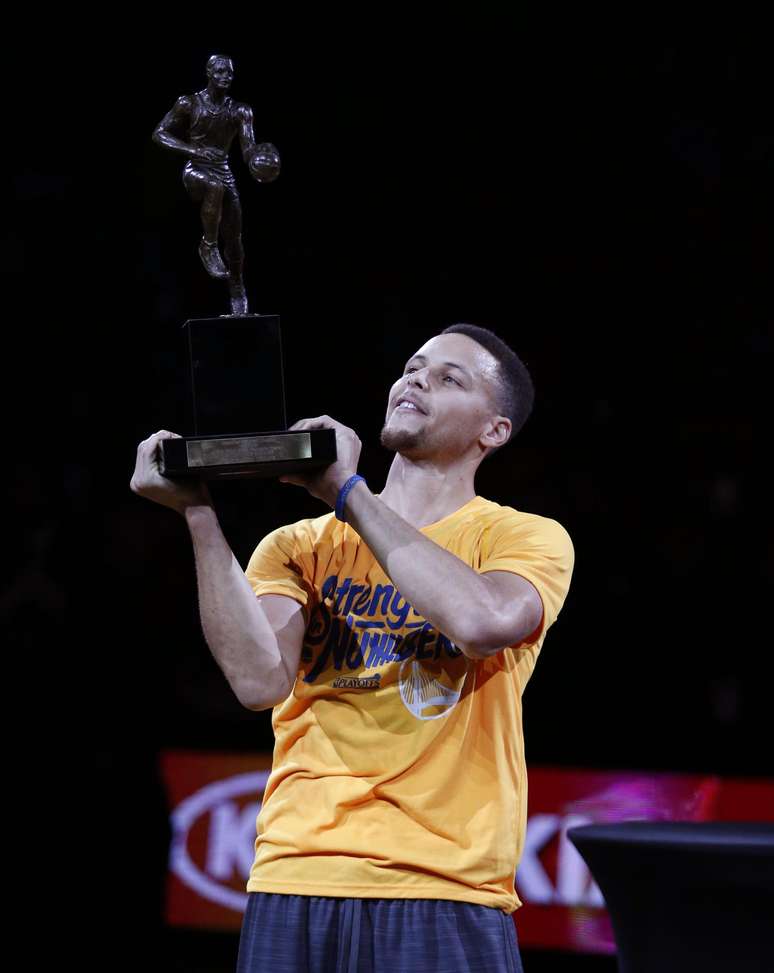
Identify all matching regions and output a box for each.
[130,324,575,971]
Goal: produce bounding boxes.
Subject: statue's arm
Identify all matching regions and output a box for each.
[152,96,210,161]
[236,105,258,164]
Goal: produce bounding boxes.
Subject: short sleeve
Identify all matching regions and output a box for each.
[244,525,315,624]
[478,514,575,647]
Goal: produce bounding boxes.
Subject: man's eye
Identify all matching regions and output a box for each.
[444,375,459,384]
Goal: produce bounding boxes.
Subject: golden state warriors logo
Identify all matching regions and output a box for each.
[398,657,469,720]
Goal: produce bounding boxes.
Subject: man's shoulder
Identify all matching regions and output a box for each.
[474,496,573,546]
[163,94,194,118]
[262,510,342,551]
[231,101,253,121]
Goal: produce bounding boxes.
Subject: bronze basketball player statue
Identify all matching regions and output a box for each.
[153,54,280,315]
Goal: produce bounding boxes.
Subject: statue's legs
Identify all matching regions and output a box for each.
[183,170,229,280]
[222,195,248,315]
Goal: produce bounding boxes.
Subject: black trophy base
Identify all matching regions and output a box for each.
[159,428,337,481]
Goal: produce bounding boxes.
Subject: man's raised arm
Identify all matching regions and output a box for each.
[130,431,304,711]
[279,416,544,661]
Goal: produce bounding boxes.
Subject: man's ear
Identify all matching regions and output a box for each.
[480,415,511,451]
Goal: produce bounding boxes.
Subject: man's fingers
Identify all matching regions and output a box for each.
[134,431,183,486]
[138,430,182,449]
[289,416,336,432]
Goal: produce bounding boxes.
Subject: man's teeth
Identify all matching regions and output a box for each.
[398,402,418,410]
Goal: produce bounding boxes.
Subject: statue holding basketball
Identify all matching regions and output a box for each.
[153,54,280,315]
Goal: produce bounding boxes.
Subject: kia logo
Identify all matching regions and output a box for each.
[169,770,270,912]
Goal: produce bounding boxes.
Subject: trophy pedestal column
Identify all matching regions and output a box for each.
[159,314,337,480]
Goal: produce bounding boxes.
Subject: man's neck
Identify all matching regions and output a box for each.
[205,84,228,105]
[375,454,479,529]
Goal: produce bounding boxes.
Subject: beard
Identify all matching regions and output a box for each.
[379,420,430,454]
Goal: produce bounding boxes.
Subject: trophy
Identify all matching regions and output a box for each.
[151,54,336,480]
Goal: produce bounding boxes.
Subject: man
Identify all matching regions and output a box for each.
[130,324,574,971]
[153,55,262,315]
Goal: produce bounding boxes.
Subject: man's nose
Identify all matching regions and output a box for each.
[407,368,429,389]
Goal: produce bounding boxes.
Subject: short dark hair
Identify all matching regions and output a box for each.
[207,55,233,73]
[440,323,535,456]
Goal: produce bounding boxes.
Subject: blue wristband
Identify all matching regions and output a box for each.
[335,474,365,522]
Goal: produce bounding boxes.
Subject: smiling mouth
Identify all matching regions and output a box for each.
[394,401,425,415]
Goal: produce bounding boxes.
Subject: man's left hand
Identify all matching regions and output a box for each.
[279,416,361,508]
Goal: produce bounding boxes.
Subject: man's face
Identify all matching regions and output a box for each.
[380,333,507,461]
[208,59,234,90]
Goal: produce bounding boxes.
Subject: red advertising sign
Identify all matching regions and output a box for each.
[159,751,774,953]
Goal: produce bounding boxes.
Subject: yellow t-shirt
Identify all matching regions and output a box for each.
[244,495,574,913]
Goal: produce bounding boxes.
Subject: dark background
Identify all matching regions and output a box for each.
[7,18,772,972]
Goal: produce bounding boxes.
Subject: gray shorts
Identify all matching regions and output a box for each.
[236,891,524,972]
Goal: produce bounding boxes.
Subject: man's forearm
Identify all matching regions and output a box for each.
[152,128,200,160]
[185,505,290,707]
[342,482,497,659]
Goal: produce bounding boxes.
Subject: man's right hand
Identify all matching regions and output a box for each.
[198,146,227,163]
[130,430,212,515]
